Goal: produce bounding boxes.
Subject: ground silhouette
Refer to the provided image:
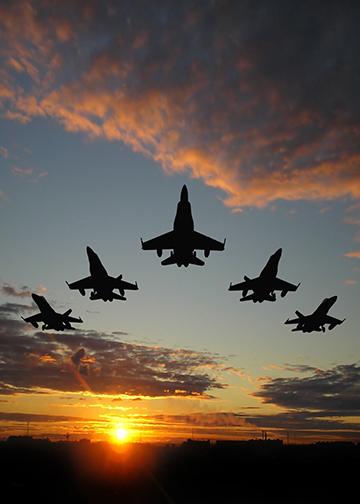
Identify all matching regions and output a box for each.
[1,436,359,503]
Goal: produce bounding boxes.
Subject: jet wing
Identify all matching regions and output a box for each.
[118,279,139,291]
[67,276,94,291]
[284,317,300,324]
[324,315,343,326]
[67,316,83,323]
[229,279,256,291]
[141,231,175,250]
[273,278,299,292]
[22,313,43,324]
[191,231,225,251]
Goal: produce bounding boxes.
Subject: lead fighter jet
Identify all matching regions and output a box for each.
[285,296,345,333]
[229,248,300,302]
[66,247,138,301]
[22,293,83,331]
[141,185,225,267]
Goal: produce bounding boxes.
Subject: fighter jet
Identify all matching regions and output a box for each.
[66,246,139,301]
[141,185,225,267]
[22,293,83,331]
[229,248,300,302]
[285,296,345,333]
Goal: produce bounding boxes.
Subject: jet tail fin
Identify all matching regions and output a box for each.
[295,310,304,318]
[63,309,72,317]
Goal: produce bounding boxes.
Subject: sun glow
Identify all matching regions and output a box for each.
[112,424,129,443]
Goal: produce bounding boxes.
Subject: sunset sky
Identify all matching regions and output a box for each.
[1,0,360,444]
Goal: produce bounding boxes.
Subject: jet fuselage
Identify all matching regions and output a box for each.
[32,294,72,331]
[86,247,122,301]
[289,296,340,333]
[169,185,200,267]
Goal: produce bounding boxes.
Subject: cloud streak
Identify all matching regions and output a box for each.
[0,307,226,398]
[1,283,32,298]
[345,251,360,259]
[0,282,47,298]
[254,363,360,415]
[0,1,359,211]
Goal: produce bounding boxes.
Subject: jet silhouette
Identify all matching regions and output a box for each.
[141,185,225,267]
[285,296,345,332]
[229,248,300,302]
[66,246,139,301]
[21,293,83,331]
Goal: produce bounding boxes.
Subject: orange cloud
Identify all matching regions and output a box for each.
[12,166,33,176]
[344,251,360,259]
[0,0,360,213]
[344,279,357,285]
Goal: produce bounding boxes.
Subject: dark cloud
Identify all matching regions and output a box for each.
[254,363,360,415]
[0,302,33,315]
[0,0,360,211]
[149,409,360,441]
[154,412,249,428]
[1,283,31,298]
[0,411,89,423]
[0,314,226,398]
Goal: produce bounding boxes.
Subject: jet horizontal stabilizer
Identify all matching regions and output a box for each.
[190,255,205,266]
[161,254,177,266]
[240,294,255,302]
[112,293,126,301]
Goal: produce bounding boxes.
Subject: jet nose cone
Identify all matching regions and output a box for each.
[31,293,43,304]
[274,248,282,258]
[328,295,338,305]
[86,246,95,257]
[180,185,189,202]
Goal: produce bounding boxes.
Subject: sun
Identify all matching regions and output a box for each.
[112,425,129,443]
